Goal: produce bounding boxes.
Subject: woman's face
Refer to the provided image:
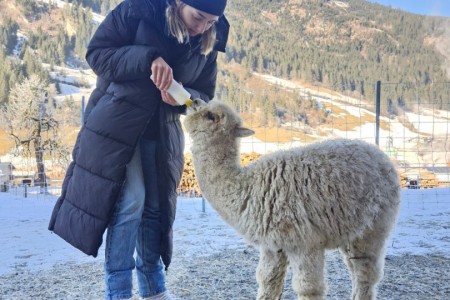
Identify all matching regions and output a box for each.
[180,4,219,36]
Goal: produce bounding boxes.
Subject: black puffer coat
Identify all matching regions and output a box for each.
[48,0,229,269]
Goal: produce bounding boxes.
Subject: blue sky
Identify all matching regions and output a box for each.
[368,0,450,17]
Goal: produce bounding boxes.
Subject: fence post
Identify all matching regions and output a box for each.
[24,184,27,198]
[202,197,205,213]
[375,81,381,146]
[81,96,86,124]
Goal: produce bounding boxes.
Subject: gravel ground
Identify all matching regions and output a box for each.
[1,247,449,300]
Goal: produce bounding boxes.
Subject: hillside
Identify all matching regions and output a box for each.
[219,0,450,106]
[1,0,450,106]
[1,0,449,143]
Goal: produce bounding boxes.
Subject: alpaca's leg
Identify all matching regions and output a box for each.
[256,247,288,300]
[289,249,326,300]
[340,227,389,300]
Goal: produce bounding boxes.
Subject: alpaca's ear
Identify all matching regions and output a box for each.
[234,127,255,137]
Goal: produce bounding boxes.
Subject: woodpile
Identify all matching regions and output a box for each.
[399,169,440,189]
[178,153,201,197]
[177,152,262,196]
[240,152,262,166]
[418,170,440,189]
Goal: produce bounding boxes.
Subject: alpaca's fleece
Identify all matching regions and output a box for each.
[184,99,401,300]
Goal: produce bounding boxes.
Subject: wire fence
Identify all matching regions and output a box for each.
[0,81,449,201]
[220,80,450,189]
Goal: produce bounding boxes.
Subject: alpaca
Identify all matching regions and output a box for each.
[184,99,401,300]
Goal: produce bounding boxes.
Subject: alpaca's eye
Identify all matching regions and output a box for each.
[206,111,216,122]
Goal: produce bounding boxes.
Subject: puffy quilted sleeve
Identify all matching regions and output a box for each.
[85,1,160,82]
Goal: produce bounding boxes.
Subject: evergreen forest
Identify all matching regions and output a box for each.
[1,0,449,112]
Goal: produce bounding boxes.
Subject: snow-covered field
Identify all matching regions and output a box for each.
[0,187,449,276]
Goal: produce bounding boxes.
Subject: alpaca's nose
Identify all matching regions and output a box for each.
[191,98,206,110]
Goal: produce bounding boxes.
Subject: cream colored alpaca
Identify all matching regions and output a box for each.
[184,99,401,300]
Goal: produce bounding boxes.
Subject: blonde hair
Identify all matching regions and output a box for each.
[165,1,217,55]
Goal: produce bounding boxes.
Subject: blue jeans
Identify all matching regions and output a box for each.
[104,139,166,300]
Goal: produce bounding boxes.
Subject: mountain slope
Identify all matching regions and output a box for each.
[221,0,450,105]
[1,0,449,109]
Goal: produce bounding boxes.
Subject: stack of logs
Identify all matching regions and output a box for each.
[177,152,262,197]
[399,169,440,189]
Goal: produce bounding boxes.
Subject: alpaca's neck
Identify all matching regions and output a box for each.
[191,140,243,187]
[191,140,249,223]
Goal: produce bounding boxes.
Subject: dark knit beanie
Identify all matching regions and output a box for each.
[182,0,227,16]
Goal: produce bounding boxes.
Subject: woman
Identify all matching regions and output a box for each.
[48,0,229,299]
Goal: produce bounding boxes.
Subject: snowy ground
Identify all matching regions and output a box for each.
[0,188,449,276]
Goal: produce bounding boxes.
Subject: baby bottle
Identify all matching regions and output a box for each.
[151,75,193,107]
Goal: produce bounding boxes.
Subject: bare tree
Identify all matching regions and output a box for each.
[1,74,68,189]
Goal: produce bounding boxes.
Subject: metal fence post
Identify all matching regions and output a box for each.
[375,80,381,146]
[202,197,205,213]
[81,96,86,124]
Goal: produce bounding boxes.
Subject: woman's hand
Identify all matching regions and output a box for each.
[151,57,181,106]
[151,57,173,91]
[161,90,179,106]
